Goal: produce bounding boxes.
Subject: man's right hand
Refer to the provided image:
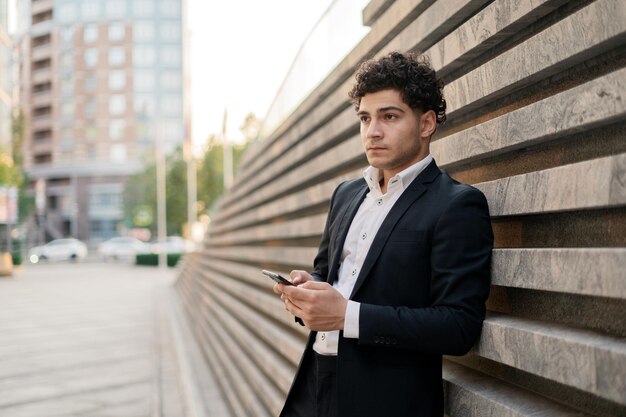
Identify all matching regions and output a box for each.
[272,270,313,295]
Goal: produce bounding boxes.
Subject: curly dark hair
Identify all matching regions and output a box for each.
[348,51,446,124]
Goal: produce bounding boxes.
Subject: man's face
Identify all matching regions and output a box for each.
[357,89,435,178]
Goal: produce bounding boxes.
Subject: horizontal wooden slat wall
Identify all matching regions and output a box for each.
[177,1,626,415]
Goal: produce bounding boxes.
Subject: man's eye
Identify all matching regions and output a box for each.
[384,114,397,120]
[359,116,370,123]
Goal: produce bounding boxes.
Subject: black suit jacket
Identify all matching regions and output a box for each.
[281,160,493,417]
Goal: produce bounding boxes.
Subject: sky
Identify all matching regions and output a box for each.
[187,0,333,149]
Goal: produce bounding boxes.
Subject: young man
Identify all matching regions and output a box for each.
[275,51,493,417]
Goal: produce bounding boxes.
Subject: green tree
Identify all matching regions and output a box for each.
[7,111,31,222]
[123,148,189,236]
[124,113,258,235]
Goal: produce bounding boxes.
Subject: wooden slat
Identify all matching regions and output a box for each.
[478,313,626,405]
[433,68,626,168]
[478,153,626,217]
[209,213,327,246]
[443,360,595,417]
[426,0,570,77]
[445,0,626,115]
[211,170,361,233]
[491,248,626,299]
[204,247,317,269]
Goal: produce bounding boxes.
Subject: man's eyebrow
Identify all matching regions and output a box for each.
[377,106,406,113]
[357,106,406,115]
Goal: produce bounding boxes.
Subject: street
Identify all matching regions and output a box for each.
[0,262,228,417]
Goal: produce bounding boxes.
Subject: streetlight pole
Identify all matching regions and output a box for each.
[222,109,233,190]
[156,126,167,270]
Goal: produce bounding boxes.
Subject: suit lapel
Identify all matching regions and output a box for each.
[328,183,368,283]
[349,161,441,298]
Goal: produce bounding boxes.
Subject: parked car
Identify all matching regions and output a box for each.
[28,238,88,263]
[149,236,196,254]
[97,237,150,260]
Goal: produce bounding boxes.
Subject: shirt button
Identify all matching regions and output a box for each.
[351,268,357,276]
[320,333,326,341]
[361,233,367,239]
[376,199,383,206]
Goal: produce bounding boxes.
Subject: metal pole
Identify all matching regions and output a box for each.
[222,109,233,190]
[156,127,167,270]
[186,148,196,241]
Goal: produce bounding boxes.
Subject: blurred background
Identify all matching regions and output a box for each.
[0,0,369,265]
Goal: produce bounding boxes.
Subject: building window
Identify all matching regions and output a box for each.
[61,101,74,122]
[160,71,181,90]
[85,124,98,141]
[81,0,100,20]
[160,47,181,66]
[109,47,125,66]
[163,120,182,141]
[160,0,181,16]
[161,96,181,116]
[134,46,156,66]
[108,22,125,41]
[109,70,126,90]
[60,52,73,73]
[109,95,126,116]
[60,129,74,150]
[109,119,126,140]
[134,95,156,117]
[60,77,74,99]
[133,71,155,92]
[84,73,96,92]
[83,24,98,43]
[57,3,77,23]
[160,21,181,41]
[133,0,155,17]
[133,21,154,42]
[110,144,127,162]
[61,26,76,45]
[84,98,97,118]
[106,0,126,18]
[84,48,98,67]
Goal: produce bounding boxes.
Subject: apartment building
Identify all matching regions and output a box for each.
[19,0,186,245]
[0,0,11,152]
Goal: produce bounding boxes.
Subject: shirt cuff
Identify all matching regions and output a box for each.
[343,301,360,339]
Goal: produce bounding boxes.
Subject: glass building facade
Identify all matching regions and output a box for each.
[21,0,186,244]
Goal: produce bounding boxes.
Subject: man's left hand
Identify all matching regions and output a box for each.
[280,281,347,331]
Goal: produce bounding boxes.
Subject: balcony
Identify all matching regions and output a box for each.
[32,90,53,107]
[31,20,53,37]
[32,43,52,61]
[32,114,53,131]
[31,0,53,15]
[31,138,53,154]
[32,67,52,84]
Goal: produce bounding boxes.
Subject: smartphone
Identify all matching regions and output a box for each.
[262,269,294,286]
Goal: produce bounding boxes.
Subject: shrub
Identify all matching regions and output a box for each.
[135,253,182,267]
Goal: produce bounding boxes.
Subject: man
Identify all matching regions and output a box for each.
[274,51,493,417]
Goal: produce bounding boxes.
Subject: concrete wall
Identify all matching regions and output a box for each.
[176,1,626,416]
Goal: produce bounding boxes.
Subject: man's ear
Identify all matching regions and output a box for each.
[420,110,437,139]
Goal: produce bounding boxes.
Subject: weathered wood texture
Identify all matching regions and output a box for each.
[177,0,626,415]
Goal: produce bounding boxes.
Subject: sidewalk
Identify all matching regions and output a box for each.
[0,262,229,417]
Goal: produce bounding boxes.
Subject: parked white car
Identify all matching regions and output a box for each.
[150,236,196,254]
[29,238,88,263]
[97,237,150,260]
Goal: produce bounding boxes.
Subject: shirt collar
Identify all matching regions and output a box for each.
[362,154,433,195]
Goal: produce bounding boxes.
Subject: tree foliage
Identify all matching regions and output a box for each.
[123,112,258,236]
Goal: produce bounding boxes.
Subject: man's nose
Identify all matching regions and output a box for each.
[366,119,383,138]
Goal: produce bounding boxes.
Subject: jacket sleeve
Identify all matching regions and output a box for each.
[358,187,493,355]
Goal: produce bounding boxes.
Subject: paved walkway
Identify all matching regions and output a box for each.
[0,262,229,417]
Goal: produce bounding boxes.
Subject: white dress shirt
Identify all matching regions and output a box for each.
[313,154,433,355]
